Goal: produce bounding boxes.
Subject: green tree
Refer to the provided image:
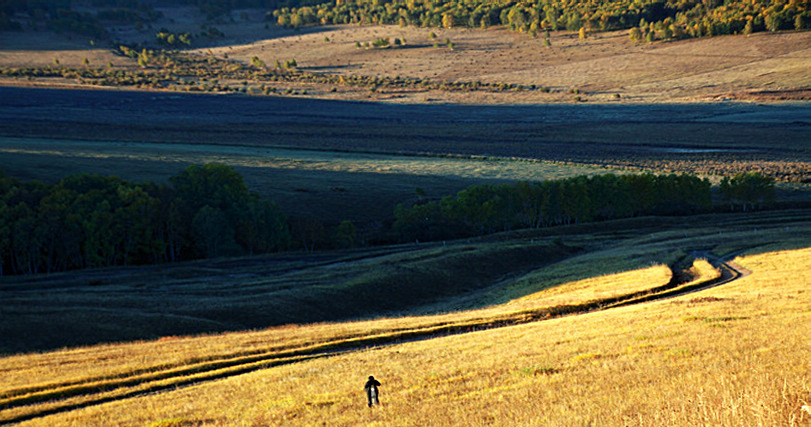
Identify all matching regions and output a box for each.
[720,172,775,211]
[236,198,290,254]
[291,216,327,251]
[178,33,192,46]
[629,27,643,41]
[10,203,42,274]
[743,19,754,35]
[0,200,10,276]
[170,163,250,218]
[333,219,358,248]
[192,205,238,258]
[113,185,161,265]
[37,186,82,272]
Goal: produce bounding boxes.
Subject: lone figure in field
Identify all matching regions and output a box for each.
[364,375,381,407]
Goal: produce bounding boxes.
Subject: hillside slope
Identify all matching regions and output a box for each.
[2,234,808,425]
[1,17,809,103]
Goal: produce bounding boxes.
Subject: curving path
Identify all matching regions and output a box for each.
[0,251,751,425]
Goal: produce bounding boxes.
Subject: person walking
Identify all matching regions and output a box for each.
[364,375,381,407]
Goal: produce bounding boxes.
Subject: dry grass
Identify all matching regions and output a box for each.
[1,18,809,103]
[505,264,673,310]
[0,258,674,399]
[3,239,811,425]
[7,246,807,426]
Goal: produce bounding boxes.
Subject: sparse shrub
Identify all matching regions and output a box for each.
[372,37,390,47]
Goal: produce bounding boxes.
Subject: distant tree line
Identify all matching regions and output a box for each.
[271,0,808,40]
[395,173,717,242]
[0,0,159,35]
[3,0,805,38]
[0,167,776,276]
[0,164,289,276]
[719,172,775,212]
[0,0,323,33]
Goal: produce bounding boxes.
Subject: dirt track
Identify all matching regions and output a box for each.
[0,249,751,425]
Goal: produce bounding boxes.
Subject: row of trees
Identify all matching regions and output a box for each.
[1,0,141,36]
[0,164,289,276]
[272,0,808,40]
[394,172,777,242]
[720,172,775,211]
[395,173,730,242]
[2,0,806,38]
[0,0,320,32]
[0,167,776,276]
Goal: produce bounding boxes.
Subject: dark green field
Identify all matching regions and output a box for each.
[2,208,809,355]
[1,87,809,226]
[1,87,810,355]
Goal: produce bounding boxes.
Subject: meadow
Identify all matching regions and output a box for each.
[0,211,808,425]
[1,6,809,424]
[1,16,809,104]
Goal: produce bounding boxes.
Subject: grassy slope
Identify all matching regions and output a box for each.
[0,210,808,425]
[1,9,809,104]
[4,240,809,425]
[2,209,807,355]
[0,240,579,354]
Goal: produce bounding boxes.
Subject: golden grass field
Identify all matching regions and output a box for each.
[1,218,808,426]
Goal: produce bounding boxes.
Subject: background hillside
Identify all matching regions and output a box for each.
[0,1,808,103]
[3,0,808,38]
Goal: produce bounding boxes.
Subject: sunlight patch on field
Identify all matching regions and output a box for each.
[0,136,610,181]
[8,247,809,426]
[505,264,672,310]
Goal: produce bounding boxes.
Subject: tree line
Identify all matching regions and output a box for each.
[3,0,805,40]
[719,171,775,212]
[0,0,323,33]
[0,0,156,35]
[272,0,808,40]
[0,167,775,276]
[0,164,289,276]
[393,172,773,242]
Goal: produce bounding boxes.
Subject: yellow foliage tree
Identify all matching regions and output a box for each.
[442,13,454,28]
